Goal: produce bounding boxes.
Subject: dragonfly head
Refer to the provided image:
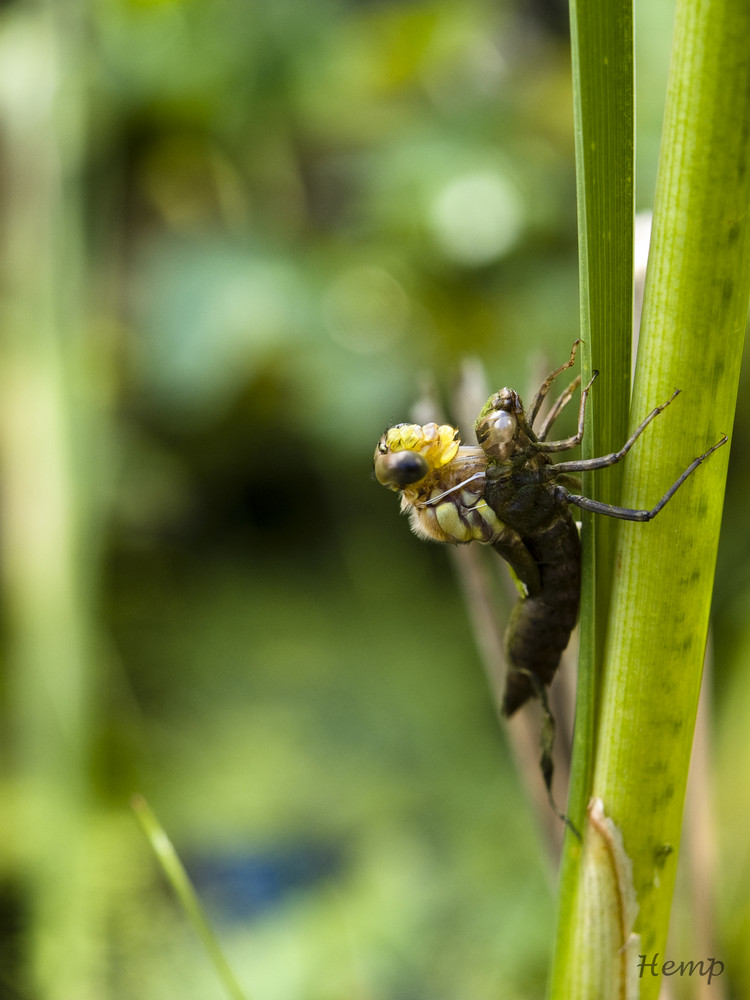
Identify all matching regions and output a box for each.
[374,422,460,490]
[475,388,522,460]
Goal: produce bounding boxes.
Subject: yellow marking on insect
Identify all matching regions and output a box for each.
[381,422,460,471]
[431,497,504,544]
[435,501,472,542]
[473,501,504,538]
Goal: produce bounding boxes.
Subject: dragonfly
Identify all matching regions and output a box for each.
[374,341,727,809]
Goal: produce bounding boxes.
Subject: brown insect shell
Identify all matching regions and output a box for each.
[475,388,531,462]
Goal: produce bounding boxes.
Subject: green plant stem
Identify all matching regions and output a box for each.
[548,0,633,991]
[131,796,251,1000]
[0,4,98,998]
[594,0,750,988]
[563,0,634,831]
[551,0,750,996]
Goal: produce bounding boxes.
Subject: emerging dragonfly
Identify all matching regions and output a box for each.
[374,342,727,804]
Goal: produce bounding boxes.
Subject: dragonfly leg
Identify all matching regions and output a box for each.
[532,370,599,454]
[540,388,681,475]
[536,374,582,441]
[552,434,728,521]
[526,339,581,428]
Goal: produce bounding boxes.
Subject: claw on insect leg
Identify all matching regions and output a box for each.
[526,338,582,428]
[536,374,581,441]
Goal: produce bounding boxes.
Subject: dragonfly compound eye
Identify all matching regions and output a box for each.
[374,449,430,489]
[476,409,517,460]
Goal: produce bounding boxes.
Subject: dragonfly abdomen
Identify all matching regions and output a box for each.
[502,511,581,715]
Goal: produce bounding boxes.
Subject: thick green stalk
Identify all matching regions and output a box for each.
[594,0,750,991]
[551,0,750,996]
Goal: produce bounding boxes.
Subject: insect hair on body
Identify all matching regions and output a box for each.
[373,421,502,545]
[374,341,727,814]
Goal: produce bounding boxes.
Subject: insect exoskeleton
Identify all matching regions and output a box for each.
[375,341,728,819]
[374,422,504,545]
[475,389,526,461]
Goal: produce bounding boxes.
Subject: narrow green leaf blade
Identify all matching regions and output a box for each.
[548,0,633,994]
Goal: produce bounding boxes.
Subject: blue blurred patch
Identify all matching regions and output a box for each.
[184,842,345,922]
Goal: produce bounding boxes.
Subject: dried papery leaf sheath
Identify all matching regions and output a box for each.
[577,798,640,1000]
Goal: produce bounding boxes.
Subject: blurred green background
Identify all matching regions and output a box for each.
[0,1,748,998]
